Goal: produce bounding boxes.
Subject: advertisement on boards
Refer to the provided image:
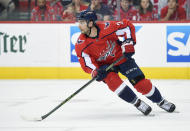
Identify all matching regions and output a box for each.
[167,26,190,62]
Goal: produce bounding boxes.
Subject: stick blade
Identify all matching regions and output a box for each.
[21,115,43,121]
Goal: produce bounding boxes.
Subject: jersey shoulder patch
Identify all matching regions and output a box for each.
[77,38,84,45]
[76,34,86,45]
[104,22,110,29]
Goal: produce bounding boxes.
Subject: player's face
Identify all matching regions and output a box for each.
[78,20,90,34]
[141,0,150,9]
[168,0,177,9]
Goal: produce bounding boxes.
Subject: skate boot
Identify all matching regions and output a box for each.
[134,99,152,115]
[158,99,176,112]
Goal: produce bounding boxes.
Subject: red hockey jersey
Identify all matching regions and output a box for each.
[161,6,186,21]
[31,5,56,21]
[113,6,138,21]
[75,19,136,74]
[137,10,158,21]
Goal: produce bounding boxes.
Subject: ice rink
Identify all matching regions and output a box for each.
[0,79,190,131]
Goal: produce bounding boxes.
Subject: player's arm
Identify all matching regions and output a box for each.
[77,51,98,74]
[113,19,136,59]
[77,53,109,81]
[114,19,136,45]
[75,41,99,73]
[75,43,108,81]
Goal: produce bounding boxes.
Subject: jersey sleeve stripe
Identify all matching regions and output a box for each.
[82,52,96,70]
[116,27,132,39]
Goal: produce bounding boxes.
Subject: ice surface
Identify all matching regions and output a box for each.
[0,79,189,131]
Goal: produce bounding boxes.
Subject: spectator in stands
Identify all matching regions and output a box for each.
[0,0,15,20]
[160,0,186,21]
[113,0,138,21]
[108,0,117,10]
[178,0,186,8]
[102,0,108,4]
[151,0,159,13]
[187,0,190,20]
[60,0,72,6]
[31,0,56,21]
[12,0,19,7]
[132,0,140,7]
[158,0,167,17]
[83,0,91,3]
[62,3,76,21]
[137,0,158,21]
[87,0,112,21]
[72,0,88,14]
[49,0,64,21]
[177,0,187,18]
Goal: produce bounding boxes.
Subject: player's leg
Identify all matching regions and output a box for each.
[103,72,152,115]
[134,78,176,112]
[119,58,176,112]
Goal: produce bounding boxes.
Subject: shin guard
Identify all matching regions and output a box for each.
[146,86,163,103]
[118,85,137,103]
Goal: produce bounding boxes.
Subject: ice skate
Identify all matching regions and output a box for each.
[134,99,152,115]
[158,99,176,113]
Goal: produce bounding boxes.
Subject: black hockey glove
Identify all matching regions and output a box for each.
[91,65,109,81]
[121,39,135,59]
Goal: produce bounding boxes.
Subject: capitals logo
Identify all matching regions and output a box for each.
[70,25,142,63]
[167,26,190,62]
[97,40,116,61]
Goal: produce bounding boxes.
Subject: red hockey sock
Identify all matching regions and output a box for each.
[134,79,152,95]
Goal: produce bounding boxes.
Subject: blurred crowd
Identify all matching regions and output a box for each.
[0,0,190,21]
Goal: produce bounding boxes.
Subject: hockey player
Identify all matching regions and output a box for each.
[75,10,176,115]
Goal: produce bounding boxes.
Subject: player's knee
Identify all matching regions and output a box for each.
[134,78,152,95]
[129,74,145,86]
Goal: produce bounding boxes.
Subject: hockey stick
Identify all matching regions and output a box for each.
[21,55,125,121]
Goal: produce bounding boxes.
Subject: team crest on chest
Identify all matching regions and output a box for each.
[97,40,116,61]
